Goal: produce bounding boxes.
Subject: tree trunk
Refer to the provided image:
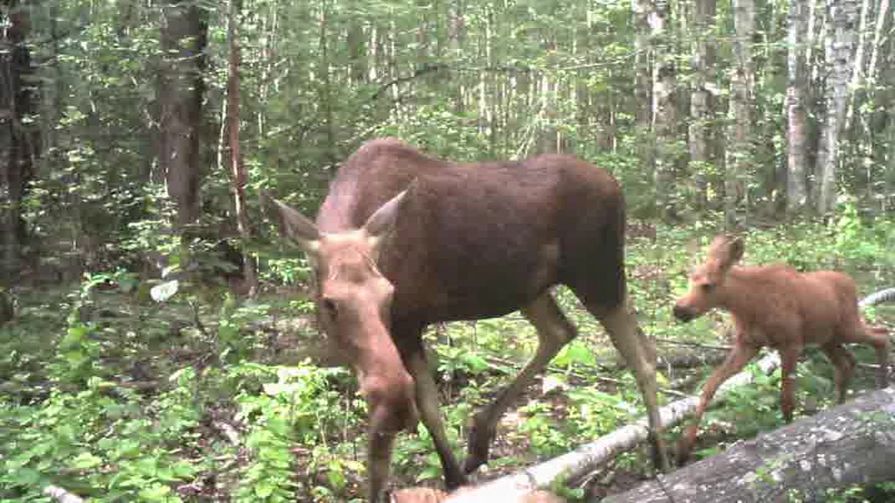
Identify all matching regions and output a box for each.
[605,387,895,503]
[0,4,37,282]
[651,0,677,219]
[726,0,755,227]
[814,0,859,214]
[158,0,207,228]
[633,0,654,188]
[786,0,810,214]
[688,0,717,210]
[225,0,257,296]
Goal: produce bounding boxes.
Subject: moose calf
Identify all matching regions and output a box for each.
[673,235,890,462]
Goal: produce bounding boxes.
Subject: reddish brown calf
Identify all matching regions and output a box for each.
[673,235,890,463]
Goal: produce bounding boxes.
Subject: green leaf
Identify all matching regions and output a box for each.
[71,452,103,470]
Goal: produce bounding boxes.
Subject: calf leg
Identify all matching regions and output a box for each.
[463,293,575,474]
[840,322,890,387]
[779,346,802,422]
[585,299,669,472]
[677,343,759,464]
[820,343,856,404]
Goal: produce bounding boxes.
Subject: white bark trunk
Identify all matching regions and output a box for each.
[786,0,810,213]
[605,387,895,503]
[815,0,859,214]
[651,0,676,217]
[726,0,755,226]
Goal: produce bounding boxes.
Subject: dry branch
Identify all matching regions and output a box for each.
[605,387,895,502]
[445,353,781,503]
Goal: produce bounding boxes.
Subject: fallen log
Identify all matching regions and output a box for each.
[43,486,84,503]
[444,353,781,503]
[604,387,895,503]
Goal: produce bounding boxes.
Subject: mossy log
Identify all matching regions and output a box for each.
[604,387,895,503]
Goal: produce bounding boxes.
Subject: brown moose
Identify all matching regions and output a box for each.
[265,138,668,501]
[673,234,890,462]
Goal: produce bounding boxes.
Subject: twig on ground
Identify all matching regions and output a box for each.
[653,337,731,351]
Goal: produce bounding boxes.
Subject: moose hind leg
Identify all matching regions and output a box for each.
[821,343,856,404]
[840,321,890,387]
[463,293,576,474]
[584,298,670,471]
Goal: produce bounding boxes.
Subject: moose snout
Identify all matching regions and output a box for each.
[673,304,696,322]
[363,375,419,433]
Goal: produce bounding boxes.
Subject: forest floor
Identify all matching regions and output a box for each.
[1,216,894,502]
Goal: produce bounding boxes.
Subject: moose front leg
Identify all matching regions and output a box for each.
[463,293,576,474]
[677,342,759,464]
[404,350,467,489]
[368,426,396,502]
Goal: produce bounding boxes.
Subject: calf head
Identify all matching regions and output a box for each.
[673,235,744,322]
[265,191,418,434]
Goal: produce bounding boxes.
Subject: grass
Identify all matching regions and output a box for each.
[1,214,893,502]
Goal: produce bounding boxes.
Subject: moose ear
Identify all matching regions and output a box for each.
[362,188,410,245]
[262,191,320,253]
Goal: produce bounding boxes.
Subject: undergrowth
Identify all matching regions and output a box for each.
[1,214,893,502]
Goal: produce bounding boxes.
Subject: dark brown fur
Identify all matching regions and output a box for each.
[673,235,890,463]
[267,138,667,500]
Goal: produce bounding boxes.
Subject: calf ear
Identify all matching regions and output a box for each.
[362,187,411,247]
[262,191,320,253]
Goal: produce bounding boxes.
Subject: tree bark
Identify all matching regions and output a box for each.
[158,0,207,227]
[651,0,677,219]
[786,0,810,214]
[633,0,655,188]
[605,387,895,503]
[225,0,257,296]
[726,0,755,227]
[814,0,859,214]
[0,3,37,282]
[688,0,717,210]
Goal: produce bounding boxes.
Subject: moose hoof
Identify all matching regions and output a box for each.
[675,438,694,466]
[463,424,494,474]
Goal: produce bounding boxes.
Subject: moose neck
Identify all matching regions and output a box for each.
[716,267,763,320]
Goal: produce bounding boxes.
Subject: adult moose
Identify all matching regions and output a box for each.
[265,138,668,501]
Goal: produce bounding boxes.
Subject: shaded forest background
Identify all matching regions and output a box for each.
[0,0,892,286]
[0,0,893,501]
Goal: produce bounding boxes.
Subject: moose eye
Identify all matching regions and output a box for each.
[321,298,339,318]
[701,283,715,292]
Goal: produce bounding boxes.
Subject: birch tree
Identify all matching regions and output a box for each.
[727,0,755,226]
[651,0,677,218]
[688,0,717,209]
[786,0,810,213]
[815,0,859,214]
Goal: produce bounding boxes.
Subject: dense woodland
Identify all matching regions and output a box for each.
[1,0,893,501]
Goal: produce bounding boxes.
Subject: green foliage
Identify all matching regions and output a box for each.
[2,219,892,500]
